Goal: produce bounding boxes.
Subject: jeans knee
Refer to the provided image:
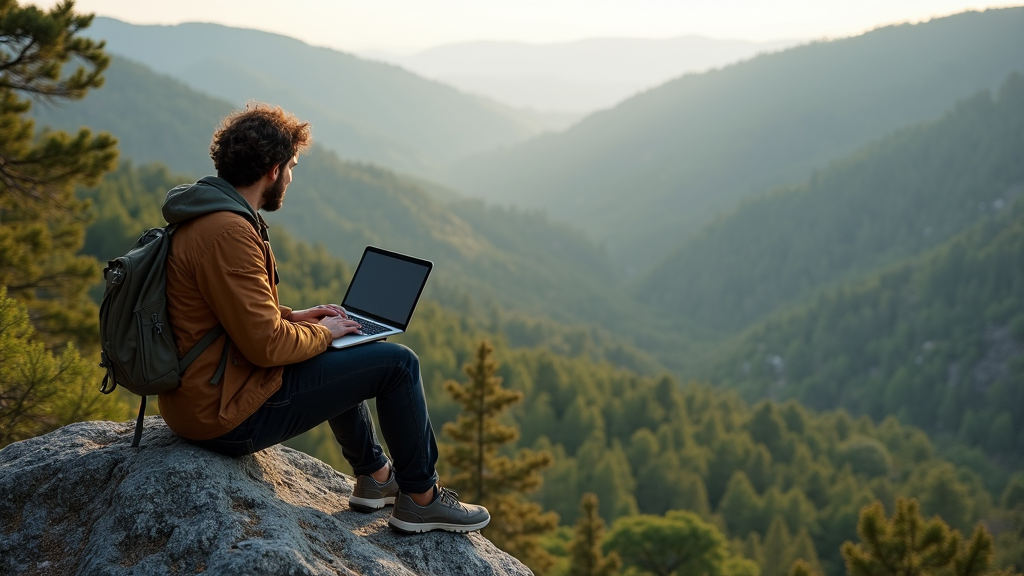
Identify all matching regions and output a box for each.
[391,343,419,370]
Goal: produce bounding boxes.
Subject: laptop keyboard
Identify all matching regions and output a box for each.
[352,316,391,336]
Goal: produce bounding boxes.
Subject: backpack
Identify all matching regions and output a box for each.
[98,225,229,447]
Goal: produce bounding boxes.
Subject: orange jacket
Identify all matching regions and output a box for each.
[159,179,332,440]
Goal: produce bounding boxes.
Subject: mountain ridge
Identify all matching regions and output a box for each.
[374,35,798,113]
[448,7,1024,271]
[84,17,548,177]
[634,74,1024,337]
[36,54,659,367]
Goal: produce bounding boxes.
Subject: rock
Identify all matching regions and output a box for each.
[0,418,533,576]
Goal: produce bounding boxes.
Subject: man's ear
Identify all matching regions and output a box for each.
[267,164,281,182]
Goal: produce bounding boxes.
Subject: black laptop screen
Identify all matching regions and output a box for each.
[342,249,431,327]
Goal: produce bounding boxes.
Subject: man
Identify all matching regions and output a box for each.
[159,103,489,534]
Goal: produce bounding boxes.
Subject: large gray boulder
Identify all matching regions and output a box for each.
[0,418,532,576]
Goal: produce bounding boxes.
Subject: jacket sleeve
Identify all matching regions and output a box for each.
[193,223,332,367]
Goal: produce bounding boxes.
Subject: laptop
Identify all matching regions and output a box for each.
[330,246,433,349]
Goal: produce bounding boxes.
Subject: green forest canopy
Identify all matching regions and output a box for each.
[76,161,1024,575]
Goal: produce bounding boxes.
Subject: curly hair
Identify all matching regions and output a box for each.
[210,103,312,187]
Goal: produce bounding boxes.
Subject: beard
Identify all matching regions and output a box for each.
[260,169,287,212]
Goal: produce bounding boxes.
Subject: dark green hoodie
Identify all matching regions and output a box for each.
[162,176,265,238]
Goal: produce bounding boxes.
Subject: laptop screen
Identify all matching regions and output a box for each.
[342,247,432,328]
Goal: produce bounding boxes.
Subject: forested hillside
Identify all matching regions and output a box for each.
[31,56,227,177]
[37,55,669,369]
[700,193,1024,468]
[83,18,546,176]
[76,162,1024,576]
[77,161,663,376]
[636,74,1024,336]
[266,149,647,329]
[450,7,1024,269]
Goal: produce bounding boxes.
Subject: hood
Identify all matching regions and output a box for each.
[162,176,260,230]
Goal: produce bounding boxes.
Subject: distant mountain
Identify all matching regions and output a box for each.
[36,54,658,361]
[448,8,1024,271]
[77,160,662,377]
[635,74,1024,337]
[372,36,796,113]
[263,149,644,332]
[83,18,548,176]
[31,56,228,177]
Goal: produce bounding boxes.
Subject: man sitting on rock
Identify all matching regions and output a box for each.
[158,102,489,534]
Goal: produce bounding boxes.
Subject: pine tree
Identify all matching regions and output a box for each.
[841,497,1021,576]
[0,0,118,345]
[719,470,763,537]
[0,286,123,447]
[763,515,793,576]
[569,493,621,576]
[788,527,821,575]
[442,340,559,573]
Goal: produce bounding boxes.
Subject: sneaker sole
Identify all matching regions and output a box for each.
[349,495,396,513]
[387,516,490,534]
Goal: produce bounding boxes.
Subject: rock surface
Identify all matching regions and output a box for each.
[0,418,532,576]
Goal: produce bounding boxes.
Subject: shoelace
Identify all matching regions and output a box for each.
[437,486,463,509]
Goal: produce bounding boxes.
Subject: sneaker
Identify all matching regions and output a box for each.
[349,467,399,513]
[388,486,490,534]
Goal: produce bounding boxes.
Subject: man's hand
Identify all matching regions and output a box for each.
[319,315,362,339]
[289,304,348,323]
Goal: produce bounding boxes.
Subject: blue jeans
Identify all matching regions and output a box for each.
[192,342,439,494]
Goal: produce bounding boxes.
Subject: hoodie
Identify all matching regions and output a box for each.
[159,177,332,440]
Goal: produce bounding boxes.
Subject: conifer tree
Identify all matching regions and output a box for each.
[789,527,821,574]
[0,0,118,345]
[841,497,1021,576]
[719,471,763,536]
[569,493,621,576]
[442,340,558,573]
[0,286,122,447]
[763,515,793,576]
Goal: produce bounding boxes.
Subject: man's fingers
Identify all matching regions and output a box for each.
[322,315,362,338]
[315,305,341,317]
[338,321,362,336]
[324,316,359,325]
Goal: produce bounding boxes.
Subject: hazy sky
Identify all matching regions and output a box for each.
[31,0,1017,53]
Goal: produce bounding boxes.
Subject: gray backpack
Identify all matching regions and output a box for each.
[98,225,228,447]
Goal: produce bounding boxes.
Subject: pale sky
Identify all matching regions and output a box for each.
[30,0,1018,53]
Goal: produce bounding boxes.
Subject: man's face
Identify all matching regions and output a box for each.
[261,155,297,212]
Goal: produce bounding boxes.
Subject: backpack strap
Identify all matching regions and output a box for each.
[178,324,226,372]
[210,333,231,386]
[132,396,147,448]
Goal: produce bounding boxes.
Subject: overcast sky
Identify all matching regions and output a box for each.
[31,0,1018,53]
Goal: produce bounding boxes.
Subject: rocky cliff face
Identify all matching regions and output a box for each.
[0,418,532,575]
